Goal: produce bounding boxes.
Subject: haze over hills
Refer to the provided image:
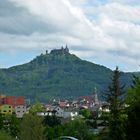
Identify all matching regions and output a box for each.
[0,47,137,102]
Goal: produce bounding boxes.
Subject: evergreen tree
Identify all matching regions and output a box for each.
[126,76,140,140]
[106,67,126,140]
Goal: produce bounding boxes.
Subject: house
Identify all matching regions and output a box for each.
[53,106,78,119]
[78,88,100,108]
[0,104,13,115]
[0,95,6,105]
[59,101,67,108]
[53,106,64,117]
[78,96,94,108]
[36,111,53,117]
[2,96,25,107]
[101,102,110,112]
[36,106,63,117]
[63,110,78,119]
[71,101,78,108]
[15,105,26,118]
[45,104,54,111]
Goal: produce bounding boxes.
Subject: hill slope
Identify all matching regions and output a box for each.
[0,48,135,101]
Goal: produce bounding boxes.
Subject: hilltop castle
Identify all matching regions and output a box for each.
[50,45,69,55]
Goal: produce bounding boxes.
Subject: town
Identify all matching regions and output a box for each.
[0,88,109,120]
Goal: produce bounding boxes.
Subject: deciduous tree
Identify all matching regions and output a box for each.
[0,131,15,140]
[19,114,45,140]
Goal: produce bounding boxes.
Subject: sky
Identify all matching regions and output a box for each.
[0,0,140,72]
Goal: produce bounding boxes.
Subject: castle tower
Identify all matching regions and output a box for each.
[64,44,69,53]
[61,46,64,54]
[46,50,48,54]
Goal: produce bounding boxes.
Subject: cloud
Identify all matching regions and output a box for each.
[95,3,140,24]
[96,3,140,54]
[0,0,140,71]
[9,0,97,38]
[109,0,140,5]
[0,0,56,35]
[82,1,140,71]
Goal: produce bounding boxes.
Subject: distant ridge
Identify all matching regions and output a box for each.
[0,46,136,102]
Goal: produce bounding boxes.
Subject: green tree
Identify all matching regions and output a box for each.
[126,76,140,140]
[0,130,15,140]
[43,115,62,140]
[44,125,63,140]
[0,113,4,130]
[19,114,45,140]
[44,118,96,140]
[106,67,126,140]
[62,119,95,140]
[29,102,45,114]
[79,109,92,119]
[127,76,140,104]
[43,115,61,127]
[3,115,20,138]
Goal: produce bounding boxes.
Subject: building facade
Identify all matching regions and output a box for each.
[15,105,26,118]
[0,104,13,115]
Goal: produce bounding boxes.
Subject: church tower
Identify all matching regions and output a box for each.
[93,87,99,105]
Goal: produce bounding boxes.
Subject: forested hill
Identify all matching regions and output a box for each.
[0,47,136,102]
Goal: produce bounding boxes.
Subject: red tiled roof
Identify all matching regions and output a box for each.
[2,96,25,107]
[79,96,94,103]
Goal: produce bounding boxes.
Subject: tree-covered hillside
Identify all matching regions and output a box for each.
[0,48,135,102]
